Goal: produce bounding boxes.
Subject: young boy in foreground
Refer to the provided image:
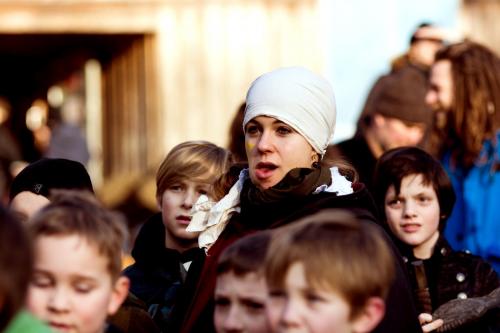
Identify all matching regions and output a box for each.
[214,231,271,333]
[265,209,395,333]
[26,190,129,333]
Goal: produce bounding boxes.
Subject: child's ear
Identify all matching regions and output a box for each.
[156,195,162,211]
[107,276,130,316]
[351,297,385,333]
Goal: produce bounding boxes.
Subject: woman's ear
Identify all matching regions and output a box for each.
[351,297,385,333]
[311,152,320,164]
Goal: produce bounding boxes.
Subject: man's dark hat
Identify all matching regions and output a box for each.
[373,67,432,126]
[9,158,94,200]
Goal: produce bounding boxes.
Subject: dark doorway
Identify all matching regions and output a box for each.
[0,33,143,161]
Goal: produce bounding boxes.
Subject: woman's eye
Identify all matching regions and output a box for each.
[245,125,259,135]
[276,126,292,135]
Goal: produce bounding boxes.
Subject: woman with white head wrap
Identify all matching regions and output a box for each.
[179,67,422,333]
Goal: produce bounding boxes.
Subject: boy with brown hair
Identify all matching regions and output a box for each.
[373,146,500,332]
[265,209,395,333]
[214,231,271,333]
[26,190,130,333]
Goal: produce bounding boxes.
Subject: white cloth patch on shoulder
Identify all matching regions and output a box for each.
[313,167,353,195]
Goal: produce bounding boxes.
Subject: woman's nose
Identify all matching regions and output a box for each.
[256,131,273,152]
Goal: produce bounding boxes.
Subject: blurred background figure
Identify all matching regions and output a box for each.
[0,97,22,204]
[45,94,90,166]
[426,41,500,273]
[326,66,432,190]
[393,23,447,72]
[354,23,448,136]
[0,205,51,333]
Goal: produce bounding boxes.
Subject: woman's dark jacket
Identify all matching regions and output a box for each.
[399,236,500,332]
[123,213,204,332]
[175,167,423,333]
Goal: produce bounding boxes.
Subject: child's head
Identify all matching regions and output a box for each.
[0,205,33,331]
[26,190,129,333]
[373,147,456,257]
[156,141,232,251]
[265,209,394,333]
[9,158,94,222]
[214,231,271,333]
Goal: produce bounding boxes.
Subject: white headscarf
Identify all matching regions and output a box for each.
[243,66,336,156]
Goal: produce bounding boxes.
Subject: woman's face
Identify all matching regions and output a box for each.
[244,116,317,190]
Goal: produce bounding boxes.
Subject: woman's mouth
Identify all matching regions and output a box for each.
[255,162,278,179]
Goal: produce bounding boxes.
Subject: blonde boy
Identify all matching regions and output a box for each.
[265,209,395,333]
[124,140,232,330]
[26,190,129,333]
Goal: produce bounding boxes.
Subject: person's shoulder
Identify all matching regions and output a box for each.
[313,182,380,223]
[443,248,499,278]
[108,293,161,333]
[3,310,52,333]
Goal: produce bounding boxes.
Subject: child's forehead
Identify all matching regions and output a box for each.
[400,174,435,189]
[36,233,102,255]
[34,234,112,277]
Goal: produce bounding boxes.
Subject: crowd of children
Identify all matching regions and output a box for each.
[1,37,500,333]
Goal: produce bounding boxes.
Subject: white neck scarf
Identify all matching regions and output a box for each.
[187,167,353,251]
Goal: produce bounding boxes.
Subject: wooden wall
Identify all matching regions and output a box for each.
[0,0,325,187]
[155,0,323,155]
[460,0,500,55]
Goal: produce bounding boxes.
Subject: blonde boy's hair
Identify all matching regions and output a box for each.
[265,209,395,320]
[156,141,232,200]
[28,190,128,280]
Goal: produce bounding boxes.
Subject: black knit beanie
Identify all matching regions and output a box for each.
[9,158,94,200]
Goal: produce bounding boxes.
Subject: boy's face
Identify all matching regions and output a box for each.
[267,261,355,333]
[27,235,128,333]
[158,178,211,250]
[214,271,270,333]
[384,174,440,259]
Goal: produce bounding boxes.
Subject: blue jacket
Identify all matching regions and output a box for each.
[443,130,500,273]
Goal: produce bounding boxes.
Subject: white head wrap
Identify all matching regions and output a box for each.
[243,66,336,156]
